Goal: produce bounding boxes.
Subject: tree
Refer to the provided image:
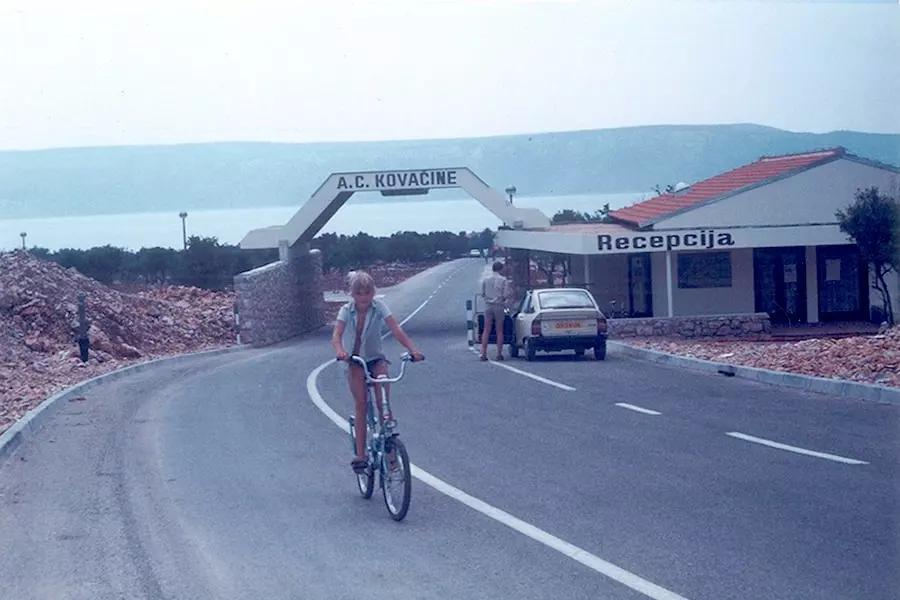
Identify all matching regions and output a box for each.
[179,235,224,289]
[551,204,611,225]
[836,186,899,326]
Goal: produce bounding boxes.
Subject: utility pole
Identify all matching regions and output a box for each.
[179,212,188,249]
[20,231,26,250]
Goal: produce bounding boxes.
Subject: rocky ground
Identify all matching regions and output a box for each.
[626,327,900,389]
[0,253,442,434]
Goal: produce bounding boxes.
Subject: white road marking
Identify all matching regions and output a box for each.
[726,432,869,465]
[615,403,661,416]
[306,264,691,600]
[468,347,576,391]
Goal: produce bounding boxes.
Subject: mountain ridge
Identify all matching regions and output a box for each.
[1,123,897,219]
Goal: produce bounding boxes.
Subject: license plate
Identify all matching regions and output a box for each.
[553,321,585,329]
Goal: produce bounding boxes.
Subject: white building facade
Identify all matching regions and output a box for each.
[497,148,900,325]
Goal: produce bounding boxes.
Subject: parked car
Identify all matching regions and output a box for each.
[510,287,608,361]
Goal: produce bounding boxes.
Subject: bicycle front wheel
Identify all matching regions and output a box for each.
[381,435,411,521]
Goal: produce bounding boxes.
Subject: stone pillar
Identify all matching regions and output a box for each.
[233,243,325,347]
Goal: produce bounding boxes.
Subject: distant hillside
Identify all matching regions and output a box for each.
[1,123,898,219]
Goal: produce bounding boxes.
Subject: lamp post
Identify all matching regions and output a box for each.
[20,231,26,250]
[178,212,188,249]
[505,185,517,205]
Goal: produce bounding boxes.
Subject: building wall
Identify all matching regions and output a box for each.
[651,248,755,317]
[656,159,900,229]
[585,254,630,313]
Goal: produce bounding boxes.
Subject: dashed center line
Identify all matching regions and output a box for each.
[726,431,869,465]
[615,402,661,416]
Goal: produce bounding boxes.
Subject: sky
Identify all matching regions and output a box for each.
[0,0,898,151]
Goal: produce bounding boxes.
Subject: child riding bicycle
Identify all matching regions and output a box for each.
[332,271,424,474]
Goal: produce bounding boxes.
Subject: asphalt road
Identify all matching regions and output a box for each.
[1,257,897,600]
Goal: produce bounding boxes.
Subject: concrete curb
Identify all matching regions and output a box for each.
[609,341,900,406]
[0,344,252,463]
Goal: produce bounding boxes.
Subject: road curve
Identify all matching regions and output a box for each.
[1,257,897,600]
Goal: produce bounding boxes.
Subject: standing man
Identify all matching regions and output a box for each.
[480,261,511,361]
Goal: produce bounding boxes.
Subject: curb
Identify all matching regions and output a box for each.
[609,341,900,406]
[0,344,252,463]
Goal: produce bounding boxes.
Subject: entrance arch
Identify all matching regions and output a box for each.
[234,167,550,347]
[239,167,550,249]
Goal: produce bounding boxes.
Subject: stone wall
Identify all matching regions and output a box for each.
[233,249,325,347]
[608,312,772,340]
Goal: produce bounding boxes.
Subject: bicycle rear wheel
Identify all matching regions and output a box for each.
[381,435,411,521]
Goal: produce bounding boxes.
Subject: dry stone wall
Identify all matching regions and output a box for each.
[233,249,326,347]
[608,313,772,340]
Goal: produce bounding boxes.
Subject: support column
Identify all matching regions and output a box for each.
[665,251,674,318]
[583,255,590,288]
[805,246,819,323]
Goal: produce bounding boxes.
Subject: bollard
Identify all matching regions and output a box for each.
[234,301,242,345]
[466,299,474,347]
[76,292,90,362]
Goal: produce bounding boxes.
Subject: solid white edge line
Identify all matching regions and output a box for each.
[726,432,869,465]
[615,403,662,416]
[467,347,576,392]
[305,264,691,600]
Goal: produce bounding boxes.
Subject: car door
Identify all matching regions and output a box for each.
[515,292,533,346]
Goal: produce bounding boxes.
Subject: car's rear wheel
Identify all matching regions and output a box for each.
[509,340,519,358]
[594,339,607,361]
[525,338,536,361]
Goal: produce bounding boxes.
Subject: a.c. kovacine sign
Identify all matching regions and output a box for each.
[335,169,460,191]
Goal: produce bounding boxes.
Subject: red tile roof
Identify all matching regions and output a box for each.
[609,147,847,227]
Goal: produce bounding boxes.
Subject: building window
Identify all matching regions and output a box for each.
[677,251,732,289]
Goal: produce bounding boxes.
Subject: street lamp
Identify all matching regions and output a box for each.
[19,231,26,250]
[505,185,517,205]
[178,212,188,249]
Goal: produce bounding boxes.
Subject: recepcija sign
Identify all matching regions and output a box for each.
[336,169,460,191]
[598,229,736,253]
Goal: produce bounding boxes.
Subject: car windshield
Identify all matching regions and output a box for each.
[537,290,595,309]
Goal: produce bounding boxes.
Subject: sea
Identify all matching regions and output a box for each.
[0,192,648,252]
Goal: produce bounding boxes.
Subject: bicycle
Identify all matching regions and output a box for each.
[340,352,422,521]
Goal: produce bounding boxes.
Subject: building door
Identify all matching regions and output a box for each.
[628,254,653,317]
[817,245,869,321]
[754,247,808,324]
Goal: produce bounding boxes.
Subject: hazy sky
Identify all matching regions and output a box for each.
[1,0,898,151]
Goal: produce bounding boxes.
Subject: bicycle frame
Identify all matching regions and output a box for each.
[343,353,416,471]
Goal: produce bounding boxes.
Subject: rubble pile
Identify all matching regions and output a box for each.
[626,326,900,388]
[0,251,237,433]
[321,261,441,293]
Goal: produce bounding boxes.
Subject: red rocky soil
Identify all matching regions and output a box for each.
[0,254,442,434]
[0,251,238,434]
[626,328,900,389]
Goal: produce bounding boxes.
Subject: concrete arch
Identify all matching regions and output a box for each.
[239,167,550,249]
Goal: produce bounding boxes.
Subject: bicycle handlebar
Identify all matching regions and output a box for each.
[335,352,424,384]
